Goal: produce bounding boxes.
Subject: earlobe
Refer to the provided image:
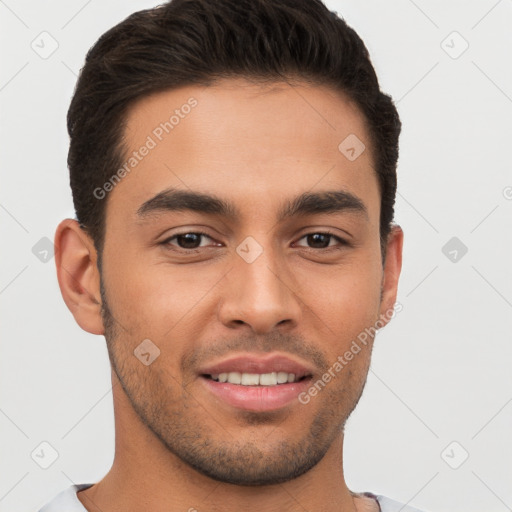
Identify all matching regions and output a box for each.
[54,219,105,335]
[379,224,404,326]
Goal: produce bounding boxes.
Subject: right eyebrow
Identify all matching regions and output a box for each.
[136,188,239,220]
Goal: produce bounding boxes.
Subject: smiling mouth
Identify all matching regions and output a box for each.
[202,372,311,386]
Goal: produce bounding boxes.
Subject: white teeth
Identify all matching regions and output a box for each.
[277,372,289,384]
[259,372,277,386]
[227,372,242,384]
[241,373,260,385]
[210,371,299,385]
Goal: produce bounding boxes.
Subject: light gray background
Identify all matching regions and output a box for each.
[1,1,511,511]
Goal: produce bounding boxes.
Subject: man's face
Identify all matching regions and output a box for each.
[98,78,399,485]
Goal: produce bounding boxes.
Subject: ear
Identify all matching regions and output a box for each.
[54,219,105,335]
[378,224,404,326]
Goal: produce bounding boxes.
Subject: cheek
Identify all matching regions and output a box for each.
[105,254,221,339]
[296,266,382,378]
[299,259,382,328]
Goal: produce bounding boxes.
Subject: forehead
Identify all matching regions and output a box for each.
[108,77,378,223]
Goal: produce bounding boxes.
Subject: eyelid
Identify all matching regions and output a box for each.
[161,230,220,248]
[294,230,349,248]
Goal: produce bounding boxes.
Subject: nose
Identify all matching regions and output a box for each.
[217,242,302,334]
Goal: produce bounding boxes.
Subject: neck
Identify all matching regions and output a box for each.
[77,369,371,512]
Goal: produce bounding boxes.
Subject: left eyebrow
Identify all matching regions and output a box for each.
[277,190,368,222]
[136,187,368,222]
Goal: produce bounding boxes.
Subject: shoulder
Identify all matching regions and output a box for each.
[38,483,93,512]
[374,493,430,512]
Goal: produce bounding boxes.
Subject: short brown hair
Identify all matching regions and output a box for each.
[67,0,401,257]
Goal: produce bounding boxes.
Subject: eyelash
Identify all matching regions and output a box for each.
[160,230,349,252]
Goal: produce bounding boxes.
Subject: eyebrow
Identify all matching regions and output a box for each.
[136,187,368,222]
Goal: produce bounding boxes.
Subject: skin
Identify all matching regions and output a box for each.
[55,78,403,512]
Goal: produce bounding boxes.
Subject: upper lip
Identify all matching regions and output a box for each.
[199,353,315,379]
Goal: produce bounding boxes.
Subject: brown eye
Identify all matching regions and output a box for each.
[162,232,216,250]
[175,233,203,249]
[295,232,347,249]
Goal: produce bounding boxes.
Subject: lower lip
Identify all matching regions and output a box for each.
[200,376,312,412]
